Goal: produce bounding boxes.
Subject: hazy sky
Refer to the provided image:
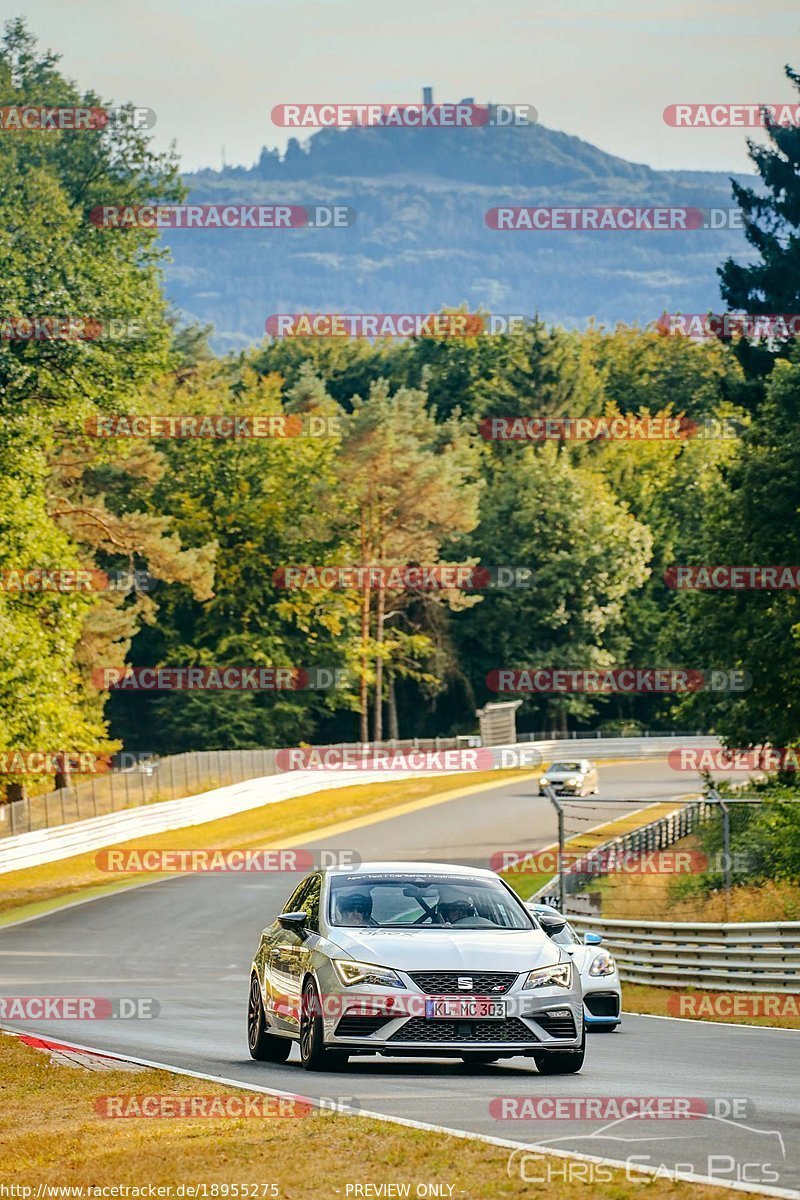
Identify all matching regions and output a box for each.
[15,0,800,175]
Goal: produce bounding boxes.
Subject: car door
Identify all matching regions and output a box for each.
[269,873,323,1033]
[265,875,314,1030]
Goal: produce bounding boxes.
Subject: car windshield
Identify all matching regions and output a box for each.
[549,762,582,773]
[328,872,534,929]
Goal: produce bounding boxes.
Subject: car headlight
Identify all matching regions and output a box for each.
[332,959,406,988]
[588,952,616,977]
[539,777,549,786]
[522,962,573,989]
[566,777,580,787]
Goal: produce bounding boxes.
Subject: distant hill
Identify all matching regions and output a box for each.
[163,119,753,352]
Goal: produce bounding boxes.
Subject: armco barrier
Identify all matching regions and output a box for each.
[567,914,800,993]
[0,735,717,876]
[0,766,443,876]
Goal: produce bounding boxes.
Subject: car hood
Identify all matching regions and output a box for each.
[564,944,592,971]
[543,771,582,780]
[324,927,562,972]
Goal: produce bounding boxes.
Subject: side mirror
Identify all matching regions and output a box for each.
[278,910,308,931]
[584,932,603,945]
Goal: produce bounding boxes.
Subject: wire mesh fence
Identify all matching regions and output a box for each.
[0,738,466,839]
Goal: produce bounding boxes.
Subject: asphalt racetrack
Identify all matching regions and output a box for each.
[1,760,798,1196]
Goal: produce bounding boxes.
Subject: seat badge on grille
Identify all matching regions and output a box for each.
[457,976,473,990]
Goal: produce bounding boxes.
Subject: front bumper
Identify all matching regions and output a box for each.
[318,972,584,1056]
[582,985,622,1027]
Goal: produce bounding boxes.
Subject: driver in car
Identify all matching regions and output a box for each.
[436,886,494,926]
[335,892,375,926]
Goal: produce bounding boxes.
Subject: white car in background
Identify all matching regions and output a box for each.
[528,903,621,1031]
[538,759,599,796]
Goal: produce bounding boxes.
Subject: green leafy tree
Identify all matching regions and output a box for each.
[327,380,483,741]
[0,20,195,797]
[669,358,800,749]
[457,444,652,731]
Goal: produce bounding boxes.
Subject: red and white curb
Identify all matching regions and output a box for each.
[4,1028,146,1071]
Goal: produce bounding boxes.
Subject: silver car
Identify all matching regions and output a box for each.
[248,862,585,1073]
[538,758,599,796]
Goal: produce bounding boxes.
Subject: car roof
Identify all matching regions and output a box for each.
[324,861,501,879]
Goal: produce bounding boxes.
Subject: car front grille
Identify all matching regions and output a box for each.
[532,1009,577,1038]
[389,1017,539,1044]
[334,1014,392,1038]
[584,992,620,1018]
[409,971,518,995]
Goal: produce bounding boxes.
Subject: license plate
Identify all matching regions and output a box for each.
[425,997,506,1020]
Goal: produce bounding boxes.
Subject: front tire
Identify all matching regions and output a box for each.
[299,978,349,1071]
[248,974,292,1062]
[533,1028,585,1075]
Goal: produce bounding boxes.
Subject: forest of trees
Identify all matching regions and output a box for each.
[2,22,800,798]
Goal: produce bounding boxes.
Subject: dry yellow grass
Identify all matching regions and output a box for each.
[0,1032,735,1197]
[622,983,800,1029]
[586,833,800,922]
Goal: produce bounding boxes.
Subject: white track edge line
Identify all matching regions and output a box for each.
[2,1025,797,1200]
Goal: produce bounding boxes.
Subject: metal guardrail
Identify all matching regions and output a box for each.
[561,800,716,898]
[526,791,800,994]
[517,729,707,742]
[567,914,800,992]
[0,735,718,875]
[0,738,464,840]
[0,760,464,876]
[0,732,716,840]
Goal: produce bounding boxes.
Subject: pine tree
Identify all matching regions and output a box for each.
[718,66,800,382]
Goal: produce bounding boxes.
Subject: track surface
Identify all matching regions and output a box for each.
[1,761,798,1196]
